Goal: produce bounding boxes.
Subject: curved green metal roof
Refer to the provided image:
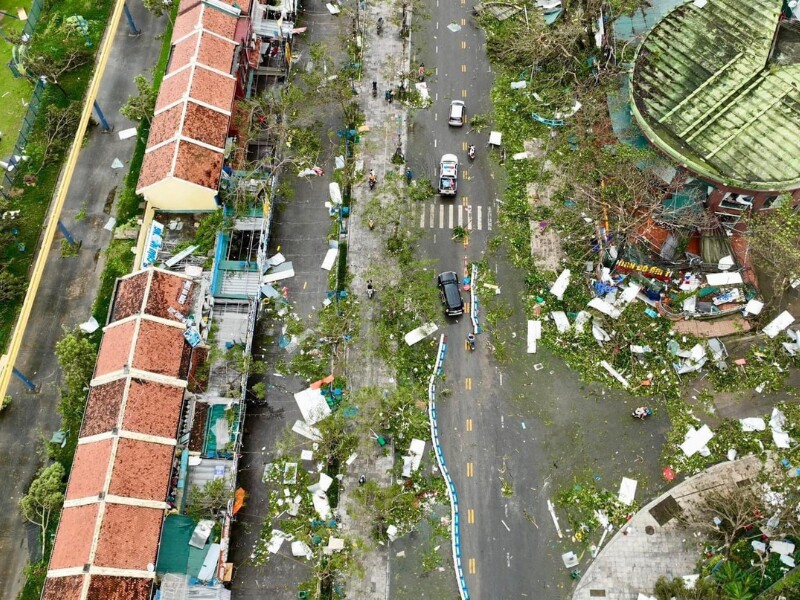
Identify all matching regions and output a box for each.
[630,0,800,192]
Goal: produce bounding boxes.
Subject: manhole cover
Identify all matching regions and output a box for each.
[645,525,655,535]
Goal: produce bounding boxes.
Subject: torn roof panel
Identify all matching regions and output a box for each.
[631,0,800,191]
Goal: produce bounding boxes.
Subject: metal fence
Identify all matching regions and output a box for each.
[1,77,45,193]
[22,0,43,39]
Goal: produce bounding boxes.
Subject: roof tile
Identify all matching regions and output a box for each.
[173,141,224,189]
[197,32,236,74]
[144,270,195,321]
[155,67,192,113]
[66,439,113,500]
[111,271,148,322]
[95,320,136,378]
[123,379,184,438]
[49,504,99,570]
[42,575,84,600]
[108,438,173,501]
[86,576,152,600]
[182,102,230,148]
[81,379,125,437]
[137,142,177,191]
[189,66,236,112]
[93,505,162,570]
[148,104,184,148]
[132,319,187,378]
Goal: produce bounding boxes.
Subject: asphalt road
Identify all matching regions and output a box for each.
[407,5,671,600]
[0,5,165,597]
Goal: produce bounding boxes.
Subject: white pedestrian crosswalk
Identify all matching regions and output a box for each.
[414,202,493,231]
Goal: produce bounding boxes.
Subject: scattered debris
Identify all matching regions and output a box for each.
[679,425,714,457]
[527,320,542,353]
[404,322,439,346]
[764,311,795,338]
[117,128,137,140]
[600,360,630,388]
[617,477,637,506]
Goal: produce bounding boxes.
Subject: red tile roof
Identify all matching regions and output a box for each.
[131,319,187,378]
[66,439,113,500]
[42,575,83,600]
[93,504,163,569]
[123,379,184,438]
[136,0,241,198]
[81,379,125,437]
[95,320,136,378]
[46,269,201,595]
[49,504,99,570]
[108,438,173,501]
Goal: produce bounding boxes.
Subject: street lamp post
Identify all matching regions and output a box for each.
[122,3,141,36]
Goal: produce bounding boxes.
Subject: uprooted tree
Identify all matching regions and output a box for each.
[120,74,158,124]
[745,199,800,307]
[20,462,66,560]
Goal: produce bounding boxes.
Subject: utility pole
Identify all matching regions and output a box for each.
[93,101,112,132]
[122,3,141,36]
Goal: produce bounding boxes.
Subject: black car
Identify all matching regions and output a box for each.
[437,271,464,316]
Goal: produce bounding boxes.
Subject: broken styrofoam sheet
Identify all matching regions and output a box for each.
[740,417,766,432]
[321,248,338,271]
[600,360,629,388]
[743,299,764,316]
[117,127,137,140]
[705,272,743,286]
[329,182,342,205]
[770,408,792,449]
[717,255,734,271]
[630,344,651,354]
[592,323,610,344]
[527,320,542,353]
[682,296,697,314]
[615,283,641,307]
[311,490,332,520]
[488,131,502,146]
[103,217,117,231]
[386,525,399,541]
[764,311,795,338]
[688,344,706,362]
[707,338,727,361]
[550,269,570,300]
[551,311,570,333]
[294,387,332,425]
[772,540,796,555]
[512,151,531,161]
[414,82,430,102]
[292,420,323,441]
[446,22,462,32]
[781,554,796,568]
[618,477,637,505]
[267,530,293,554]
[345,452,358,466]
[402,455,414,478]
[300,450,314,461]
[326,2,340,13]
[324,537,345,555]
[263,261,295,283]
[574,311,590,333]
[408,439,425,472]
[111,158,124,169]
[317,472,334,492]
[79,317,100,334]
[404,322,439,346]
[335,155,345,169]
[588,297,622,319]
[267,253,285,266]
[679,425,714,457]
[291,541,313,559]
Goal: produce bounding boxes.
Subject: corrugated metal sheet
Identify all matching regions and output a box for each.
[630,0,800,191]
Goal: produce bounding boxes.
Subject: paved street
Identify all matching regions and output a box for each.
[407,2,672,598]
[0,5,166,597]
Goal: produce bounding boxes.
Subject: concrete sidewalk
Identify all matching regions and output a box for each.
[0,5,168,597]
[572,455,762,600]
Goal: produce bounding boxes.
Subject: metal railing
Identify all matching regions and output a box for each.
[1,77,45,193]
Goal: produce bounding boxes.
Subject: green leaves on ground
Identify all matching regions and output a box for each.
[120,74,158,124]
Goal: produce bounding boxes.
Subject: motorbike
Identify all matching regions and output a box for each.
[418,64,425,82]
[367,281,375,299]
[468,144,475,161]
[372,81,378,98]
[631,407,653,419]
[377,17,384,35]
[467,334,476,351]
[368,178,376,190]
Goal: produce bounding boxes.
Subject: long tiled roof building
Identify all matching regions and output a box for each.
[42,269,199,600]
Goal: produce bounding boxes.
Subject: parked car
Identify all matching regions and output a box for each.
[448,100,466,126]
[437,271,464,316]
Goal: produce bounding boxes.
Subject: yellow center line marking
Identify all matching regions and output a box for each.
[463,169,469,178]
[466,418,473,431]
[462,89,468,98]
[461,17,466,25]
[461,40,467,49]
[465,377,472,390]
[466,462,474,477]
[462,141,468,151]
[467,508,475,523]
[464,303,471,314]
[461,64,467,73]
[303,281,308,289]
[468,558,476,574]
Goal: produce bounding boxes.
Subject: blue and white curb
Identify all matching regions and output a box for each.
[470,263,480,335]
[428,334,470,600]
